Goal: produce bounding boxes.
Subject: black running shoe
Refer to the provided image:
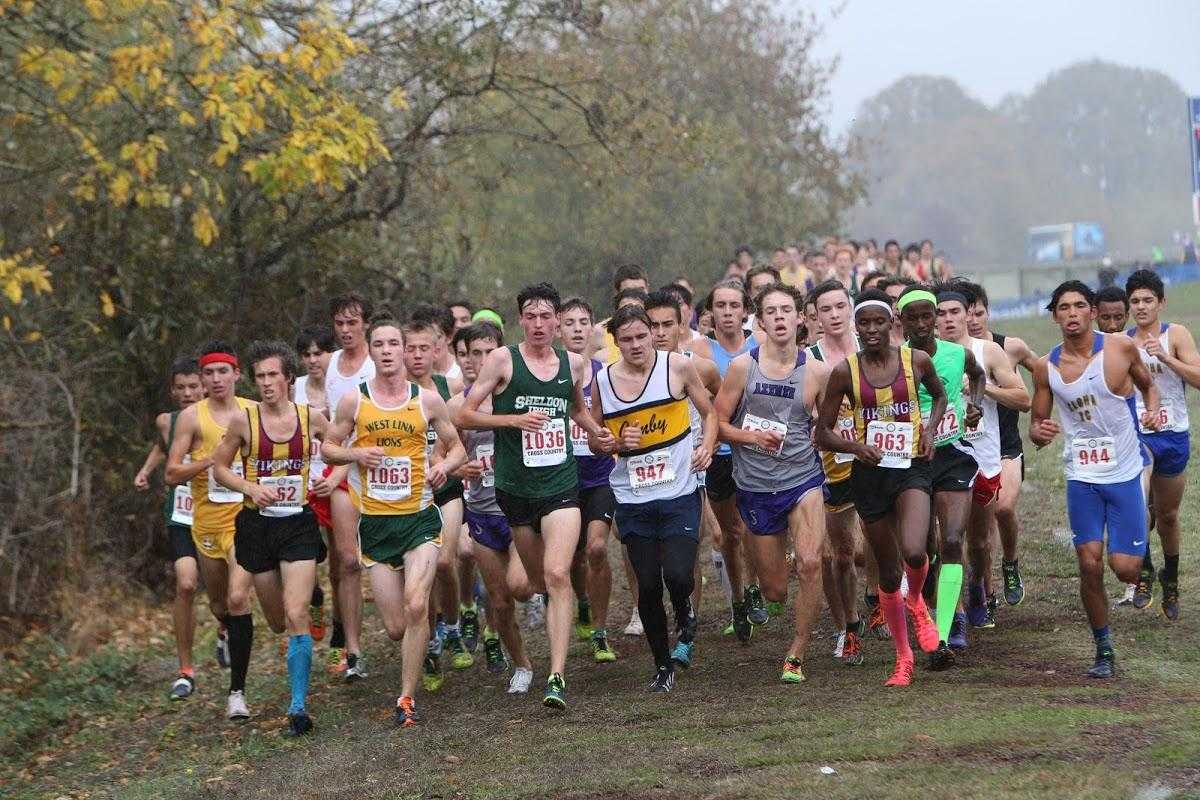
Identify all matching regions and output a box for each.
[461,608,481,653]
[483,636,506,674]
[744,585,769,626]
[1087,646,1115,679]
[731,601,753,644]
[928,642,956,671]
[648,666,675,693]
[1159,570,1179,622]
[1132,566,1155,610]
[1001,560,1025,606]
[285,712,314,737]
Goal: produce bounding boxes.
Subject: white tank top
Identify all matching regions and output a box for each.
[956,338,1001,478]
[1048,333,1142,484]
[293,376,327,477]
[680,351,702,436]
[325,349,376,423]
[1127,323,1190,434]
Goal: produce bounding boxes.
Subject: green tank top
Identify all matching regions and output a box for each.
[429,374,464,500]
[916,339,967,447]
[162,411,186,526]
[492,345,577,498]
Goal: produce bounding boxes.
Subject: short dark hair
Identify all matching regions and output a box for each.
[1125,269,1165,301]
[366,310,403,341]
[660,282,693,307]
[607,303,652,337]
[885,239,900,250]
[199,339,236,359]
[745,264,782,288]
[245,340,299,382]
[879,275,916,291]
[614,287,649,309]
[1047,280,1096,312]
[905,244,921,257]
[295,325,336,355]
[955,280,988,309]
[735,245,753,258]
[612,264,648,290]
[447,299,474,315]
[516,282,562,314]
[1095,285,1129,310]
[169,357,200,381]
[809,278,850,307]
[754,282,805,314]
[329,292,373,321]
[401,316,440,339]
[410,303,454,337]
[559,297,594,320]
[644,290,682,321]
[450,325,472,352]
[462,321,504,348]
[859,272,887,292]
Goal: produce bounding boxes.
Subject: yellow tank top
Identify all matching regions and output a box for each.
[191,396,256,537]
[242,404,311,516]
[347,381,431,516]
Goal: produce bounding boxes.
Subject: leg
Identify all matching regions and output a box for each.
[436,499,463,628]
[172,557,199,673]
[252,569,287,635]
[400,543,441,699]
[584,519,613,631]
[711,498,745,601]
[661,535,700,636]
[224,552,256,695]
[692,495,720,614]
[741,529,790,605]
[994,457,1022,562]
[539,507,582,677]
[1150,473,1185,570]
[475,544,532,670]
[330,489,364,658]
[196,552,230,622]
[457,526,477,608]
[625,535,671,670]
[826,507,861,627]
[860,512,912,673]
[784,490,826,663]
[280,559,317,716]
[934,490,971,641]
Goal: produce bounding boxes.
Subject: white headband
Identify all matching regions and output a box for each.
[854,299,894,319]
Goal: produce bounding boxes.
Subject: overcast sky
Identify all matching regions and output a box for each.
[797,0,1200,133]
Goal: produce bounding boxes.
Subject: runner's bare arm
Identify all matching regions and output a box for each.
[585,377,617,455]
[984,340,1031,411]
[322,392,380,467]
[1006,335,1039,373]
[962,347,986,428]
[210,415,263,505]
[1028,357,1058,447]
[695,356,722,398]
[1162,324,1200,390]
[568,350,606,440]
[134,413,168,490]
[454,347,544,432]
[689,337,714,361]
[913,349,946,458]
[803,357,830,414]
[676,355,716,470]
[424,390,467,488]
[1126,342,1162,432]
[164,406,209,486]
[714,355,779,451]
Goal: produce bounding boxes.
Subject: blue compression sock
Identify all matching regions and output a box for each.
[287,634,313,715]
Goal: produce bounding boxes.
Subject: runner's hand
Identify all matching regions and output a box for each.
[1030,418,1059,446]
[512,411,549,433]
[309,473,333,498]
[460,460,484,480]
[589,428,618,454]
[964,402,982,429]
[691,443,713,473]
[356,446,385,469]
[1140,408,1162,432]
[134,470,150,491]
[854,442,883,467]
[1144,337,1165,359]
[245,482,279,509]
[757,429,784,453]
[620,424,643,451]
[919,428,935,460]
[427,462,448,489]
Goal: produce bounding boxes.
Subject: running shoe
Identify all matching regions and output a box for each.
[1087,646,1115,679]
[722,619,735,636]
[169,673,195,701]
[884,657,914,687]
[832,631,846,658]
[648,666,675,693]
[435,616,448,644]
[948,612,968,650]
[1159,570,1179,622]
[285,712,314,737]
[542,673,567,708]
[906,597,940,654]
[447,634,474,670]
[216,628,230,669]
[928,642,956,671]
[1001,560,1025,606]
[670,640,694,669]
[345,653,368,681]
[1116,584,1136,607]
[866,599,891,640]
[309,602,326,642]
[591,630,617,663]
[576,601,593,641]
[731,601,753,644]
[623,608,644,636]
[575,621,595,641]
[327,647,347,675]
[780,656,806,684]
[226,690,250,721]
[460,608,481,653]
[508,667,533,694]
[525,595,546,630]
[427,634,444,659]
[766,600,785,618]
[1132,567,1155,610]
[395,696,419,727]
[745,585,769,626]
[483,636,506,674]
[985,593,999,628]
[422,653,443,692]
[966,583,989,628]
[842,628,864,667]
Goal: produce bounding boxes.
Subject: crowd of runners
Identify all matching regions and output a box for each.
[133,243,1198,735]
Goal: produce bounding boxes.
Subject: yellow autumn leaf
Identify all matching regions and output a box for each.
[191,205,218,246]
[99,290,116,318]
[23,330,41,342]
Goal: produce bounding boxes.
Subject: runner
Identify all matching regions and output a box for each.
[450,324,485,651]
[935,285,1030,632]
[133,358,205,699]
[879,276,915,346]
[1029,280,1161,678]
[744,265,781,338]
[455,282,615,708]
[449,322,538,692]
[592,265,651,364]
[590,304,717,691]
[448,299,474,331]
[1124,269,1200,620]
[1095,286,1131,335]
[716,283,831,683]
[814,289,945,687]
[165,341,258,720]
[323,314,468,726]
[899,285,984,668]
[660,282,713,360]
[211,341,331,736]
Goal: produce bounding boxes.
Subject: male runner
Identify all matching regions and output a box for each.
[165,341,258,720]
[411,302,463,382]
[451,324,487,641]
[660,282,713,359]
[590,304,716,691]
[1029,280,1161,677]
[211,341,330,736]
[448,300,474,331]
[455,282,615,708]
[323,314,467,726]
[134,358,205,699]
[899,286,984,668]
[450,323,537,692]
[934,286,1029,631]
[559,297,619,662]
[716,283,831,683]
[1095,286,1131,335]
[591,264,651,364]
[814,289,945,686]
[1124,269,1200,619]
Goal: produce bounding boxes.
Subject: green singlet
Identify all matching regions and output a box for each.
[162,411,189,527]
[492,345,578,498]
[430,373,464,502]
[915,338,967,447]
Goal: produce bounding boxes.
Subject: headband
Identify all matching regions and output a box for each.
[199,352,238,369]
[472,309,504,331]
[936,290,968,307]
[853,299,894,319]
[896,289,937,312]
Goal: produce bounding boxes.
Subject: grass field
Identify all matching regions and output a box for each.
[7,284,1200,800]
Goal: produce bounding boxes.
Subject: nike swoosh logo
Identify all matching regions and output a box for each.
[1133,540,1145,546]
[557,378,569,384]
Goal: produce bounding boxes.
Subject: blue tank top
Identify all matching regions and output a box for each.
[575,359,615,489]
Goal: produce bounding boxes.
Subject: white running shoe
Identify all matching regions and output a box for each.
[507,667,534,694]
[1116,584,1136,607]
[345,653,369,681]
[833,631,846,658]
[524,595,545,630]
[226,690,250,721]
[623,609,644,636]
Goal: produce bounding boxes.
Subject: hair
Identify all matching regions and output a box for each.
[809,278,850,307]
[294,325,336,355]
[450,325,472,352]
[199,339,236,359]
[612,263,648,290]
[905,244,921,257]
[410,302,454,337]
[614,287,649,309]
[879,275,916,292]
[607,303,653,337]
[745,264,782,287]
[898,283,937,315]
[954,279,988,309]
[859,272,887,292]
[516,282,562,314]
[660,282,693,307]
[329,292,373,321]
[834,245,854,259]
[366,310,403,341]
[711,277,752,310]
[245,339,299,381]
[446,298,474,314]
[885,239,900,250]
[1095,285,1130,310]
[462,321,504,348]
[853,288,895,316]
[735,245,753,258]
[169,356,200,381]
[1046,280,1096,312]
[401,316,440,339]
[559,296,594,321]
[1125,268,1165,301]
[644,289,682,321]
[754,282,805,314]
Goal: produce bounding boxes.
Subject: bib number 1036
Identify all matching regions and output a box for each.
[522,419,567,467]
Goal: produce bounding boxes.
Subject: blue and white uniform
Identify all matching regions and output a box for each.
[1127,323,1190,477]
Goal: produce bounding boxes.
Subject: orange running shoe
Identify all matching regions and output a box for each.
[884,657,914,687]
[780,656,806,684]
[327,646,348,675]
[842,630,864,666]
[310,602,326,641]
[395,695,419,727]
[907,598,940,654]
[867,602,891,640]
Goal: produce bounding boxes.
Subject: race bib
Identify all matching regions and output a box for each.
[522,418,567,467]
[259,474,304,517]
[833,415,857,464]
[867,420,914,469]
[570,420,592,455]
[170,484,194,526]
[628,449,675,494]
[923,407,960,446]
[741,413,787,456]
[1137,405,1171,433]
[207,461,244,504]
[477,444,495,489]
[1073,436,1116,476]
[367,456,412,502]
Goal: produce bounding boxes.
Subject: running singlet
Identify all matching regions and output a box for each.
[597,351,697,504]
[163,411,193,527]
[709,334,753,456]
[991,332,1023,457]
[463,427,501,516]
[293,376,326,478]
[190,397,256,538]
[731,348,823,492]
[847,348,924,468]
[242,404,311,518]
[959,338,1001,479]
[325,350,375,423]
[347,382,432,515]
[429,374,464,499]
[575,358,615,489]
[1127,323,1190,434]
[808,337,860,480]
[917,339,967,447]
[492,346,578,498]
